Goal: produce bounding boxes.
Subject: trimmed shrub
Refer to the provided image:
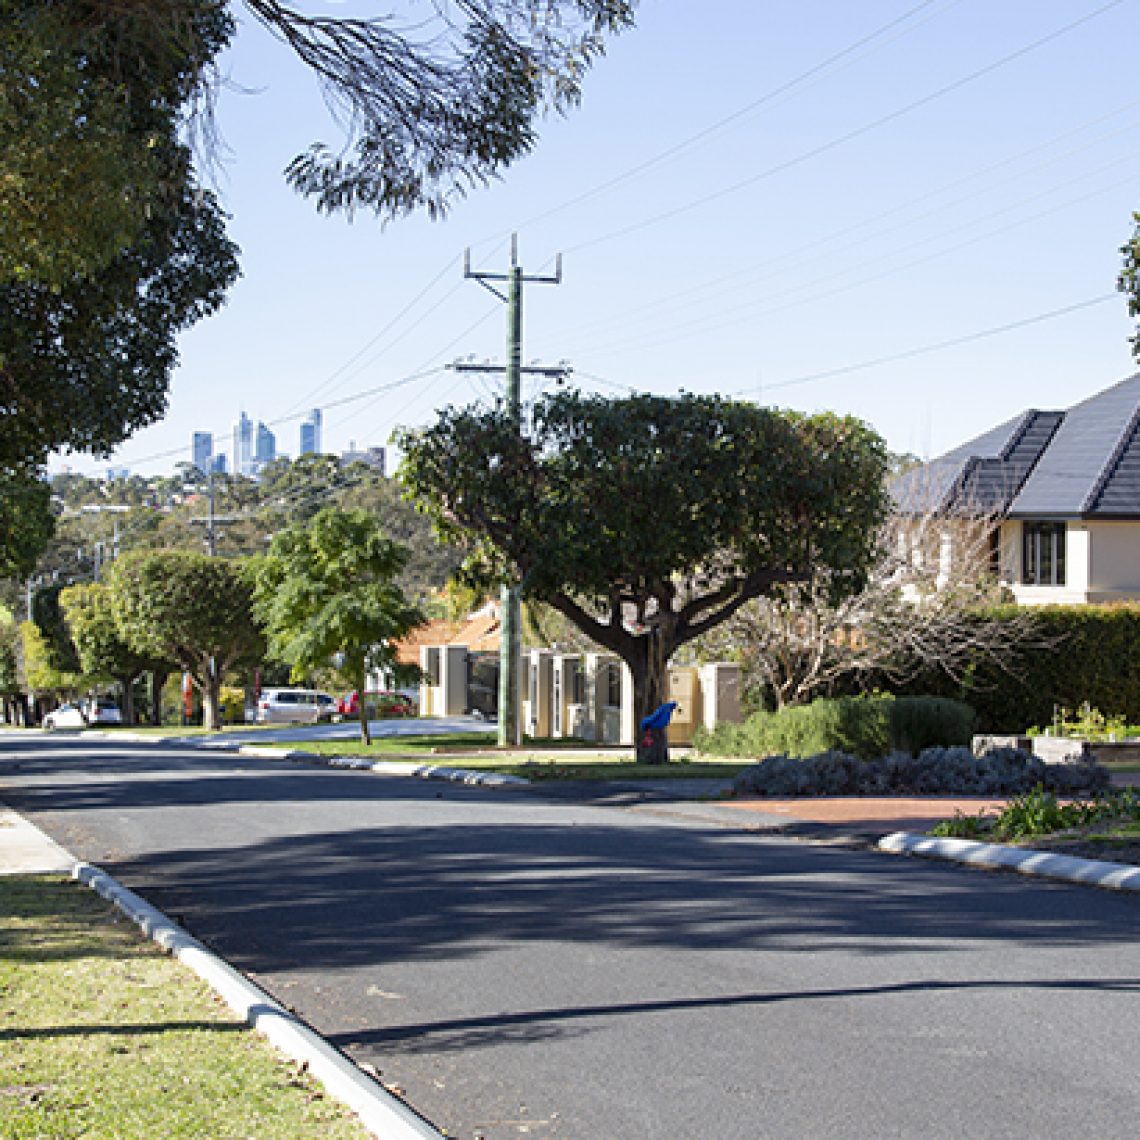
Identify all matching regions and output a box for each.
[695,694,975,760]
[694,695,890,760]
[889,696,974,754]
[731,745,1109,798]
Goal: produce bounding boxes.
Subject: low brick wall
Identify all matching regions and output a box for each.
[972,734,1140,765]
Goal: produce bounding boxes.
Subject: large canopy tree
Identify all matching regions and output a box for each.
[252,507,425,744]
[109,550,263,729]
[399,390,890,760]
[0,470,55,579]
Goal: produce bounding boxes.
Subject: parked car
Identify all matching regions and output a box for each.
[82,698,122,726]
[42,703,87,730]
[337,690,416,719]
[256,688,337,725]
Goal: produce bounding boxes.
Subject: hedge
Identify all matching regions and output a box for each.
[891,604,1140,733]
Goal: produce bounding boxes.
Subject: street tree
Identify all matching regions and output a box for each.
[398,390,890,761]
[252,508,425,745]
[60,582,172,725]
[109,550,263,730]
[29,584,81,676]
[20,619,83,701]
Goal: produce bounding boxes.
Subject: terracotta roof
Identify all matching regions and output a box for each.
[392,609,502,666]
[451,610,501,653]
[393,619,459,666]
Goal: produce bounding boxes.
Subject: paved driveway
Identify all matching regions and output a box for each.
[2,736,1139,1139]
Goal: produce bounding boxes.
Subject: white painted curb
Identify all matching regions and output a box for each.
[233,744,530,786]
[878,832,1140,892]
[73,862,443,1139]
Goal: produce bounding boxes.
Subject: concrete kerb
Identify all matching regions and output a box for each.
[231,743,531,786]
[73,860,444,1140]
[878,831,1140,892]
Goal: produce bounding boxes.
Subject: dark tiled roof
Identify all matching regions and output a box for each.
[943,410,1063,514]
[1012,373,1140,517]
[910,372,1140,519]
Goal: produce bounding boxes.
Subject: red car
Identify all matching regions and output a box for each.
[337,690,416,718]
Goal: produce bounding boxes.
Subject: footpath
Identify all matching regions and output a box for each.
[5,739,1140,1137]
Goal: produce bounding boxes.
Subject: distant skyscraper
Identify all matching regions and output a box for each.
[212,454,227,475]
[255,422,276,467]
[232,411,254,476]
[192,431,213,474]
[340,443,386,475]
[300,408,322,456]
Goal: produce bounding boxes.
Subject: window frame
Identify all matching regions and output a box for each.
[1022,520,1066,586]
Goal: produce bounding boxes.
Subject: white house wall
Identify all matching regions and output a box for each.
[1085,520,1140,600]
[1001,518,1140,605]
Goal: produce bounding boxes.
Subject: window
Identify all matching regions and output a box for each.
[1023,521,1066,586]
[569,661,585,706]
[605,662,622,708]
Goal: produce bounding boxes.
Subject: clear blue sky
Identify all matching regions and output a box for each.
[60,0,1140,477]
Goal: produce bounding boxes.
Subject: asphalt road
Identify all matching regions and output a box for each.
[3,736,1140,1139]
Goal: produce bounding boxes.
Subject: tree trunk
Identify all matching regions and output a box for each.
[118,673,137,725]
[201,660,222,730]
[356,669,371,745]
[632,632,672,765]
[150,670,169,726]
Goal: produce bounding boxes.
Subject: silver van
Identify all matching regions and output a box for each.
[256,688,337,725]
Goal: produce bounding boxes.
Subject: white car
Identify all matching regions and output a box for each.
[83,698,123,726]
[42,703,87,730]
[256,688,337,725]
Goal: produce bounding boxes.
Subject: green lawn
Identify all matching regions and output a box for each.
[0,876,370,1139]
[279,736,749,780]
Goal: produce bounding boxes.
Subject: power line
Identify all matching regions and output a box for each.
[563,0,1125,256]
[577,162,1140,362]
[753,294,1121,393]
[554,99,1140,348]
[511,0,958,235]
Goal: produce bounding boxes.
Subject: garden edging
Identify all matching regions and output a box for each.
[878,831,1140,891]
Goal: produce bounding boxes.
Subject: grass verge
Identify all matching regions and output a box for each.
[0,875,369,1139]
[278,737,751,780]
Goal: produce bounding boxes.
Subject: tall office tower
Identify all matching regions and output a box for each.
[300,408,322,456]
[192,431,213,474]
[255,422,276,467]
[211,454,227,475]
[232,411,254,476]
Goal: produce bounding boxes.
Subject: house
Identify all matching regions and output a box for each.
[898,372,1140,605]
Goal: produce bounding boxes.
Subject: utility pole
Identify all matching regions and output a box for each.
[189,467,241,555]
[461,235,564,747]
